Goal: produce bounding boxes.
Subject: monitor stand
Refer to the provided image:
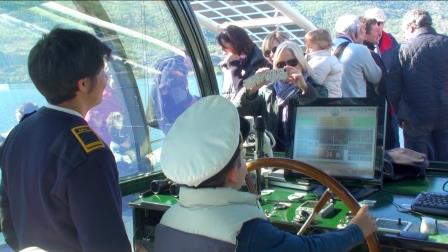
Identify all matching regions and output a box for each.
[313,185,379,201]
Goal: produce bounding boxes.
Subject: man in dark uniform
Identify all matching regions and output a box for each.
[0,28,131,251]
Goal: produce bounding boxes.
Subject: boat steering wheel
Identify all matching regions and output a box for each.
[246,157,380,252]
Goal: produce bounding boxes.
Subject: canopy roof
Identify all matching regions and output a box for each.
[190,0,316,46]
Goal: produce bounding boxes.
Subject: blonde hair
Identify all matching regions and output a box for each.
[273,41,316,80]
[304,28,332,50]
[261,31,289,57]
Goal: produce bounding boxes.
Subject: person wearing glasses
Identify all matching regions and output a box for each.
[364,8,398,58]
[365,8,401,150]
[269,41,327,151]
[261,31,290,66]
[217,25,269,117]
[257,31,290,146]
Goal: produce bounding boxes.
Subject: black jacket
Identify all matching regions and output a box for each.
[221,46,269,117]
[387,27,448,125]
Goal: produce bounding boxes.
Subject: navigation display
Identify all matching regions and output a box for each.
[292,106,377,179]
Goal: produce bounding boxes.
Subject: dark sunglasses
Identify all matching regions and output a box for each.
[263,46,277,57]
[276,58,299,69]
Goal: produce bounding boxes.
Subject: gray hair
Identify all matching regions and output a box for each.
[403,9,432,30]
[335,15,361,40]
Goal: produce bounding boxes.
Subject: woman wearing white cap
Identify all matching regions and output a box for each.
[154,95,377,251]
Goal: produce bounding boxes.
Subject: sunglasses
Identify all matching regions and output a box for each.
[276,58,299,69]
[263,46,277,57]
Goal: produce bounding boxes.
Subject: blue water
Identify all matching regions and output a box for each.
[0,75,404,147]
[0,76,203,133]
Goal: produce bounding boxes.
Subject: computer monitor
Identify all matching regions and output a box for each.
[287,100,385,185]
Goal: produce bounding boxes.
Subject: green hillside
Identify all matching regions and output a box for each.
[1,1,447,84]
[290,1,448,43]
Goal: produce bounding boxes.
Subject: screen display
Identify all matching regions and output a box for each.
[292,106,377,179]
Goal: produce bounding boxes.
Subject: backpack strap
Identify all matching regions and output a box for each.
[333,41,351,59]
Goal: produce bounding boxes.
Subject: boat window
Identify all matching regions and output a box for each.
[0,1,202,179]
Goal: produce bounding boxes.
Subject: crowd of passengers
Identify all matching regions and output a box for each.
[216,8,448,162]
[1,6,448,252]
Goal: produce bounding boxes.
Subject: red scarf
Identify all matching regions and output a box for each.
[379,31,394,55]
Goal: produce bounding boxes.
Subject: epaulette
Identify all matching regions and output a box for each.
[71,125,105,154]
[19,111,37,122]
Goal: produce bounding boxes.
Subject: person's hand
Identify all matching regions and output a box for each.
[225,53,240,64]
[350,206,377,238]
[285,66,307,93]
[245,67,271,94]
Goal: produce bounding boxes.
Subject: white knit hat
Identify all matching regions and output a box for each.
[365,8,387,22]
[161,95,244,187]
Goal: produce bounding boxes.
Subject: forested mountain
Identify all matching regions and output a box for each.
[290,1,448,43]
[1,1,447,84]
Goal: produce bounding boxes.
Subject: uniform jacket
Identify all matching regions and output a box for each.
[0,107,131,252]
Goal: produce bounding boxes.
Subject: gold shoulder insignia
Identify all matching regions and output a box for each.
[71,125,105,154]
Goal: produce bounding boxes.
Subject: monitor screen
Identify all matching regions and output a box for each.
[291,106,378,179]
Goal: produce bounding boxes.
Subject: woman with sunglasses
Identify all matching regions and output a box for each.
[257,31,290,148]
[217,25,269,117]
[261,31,290,66]
[270,41,324,150]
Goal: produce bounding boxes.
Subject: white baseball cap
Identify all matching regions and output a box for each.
[365,8,387,22]
[161,95,249,187]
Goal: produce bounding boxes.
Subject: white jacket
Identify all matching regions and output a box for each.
[307,50,343,98]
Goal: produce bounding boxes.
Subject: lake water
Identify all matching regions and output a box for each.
[0,76,403,146]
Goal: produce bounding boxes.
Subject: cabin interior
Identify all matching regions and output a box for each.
[0,1,447,251]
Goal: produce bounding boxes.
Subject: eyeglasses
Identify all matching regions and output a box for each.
[263,46,277,57]
[377,21,384,26]
[276,58,299,69]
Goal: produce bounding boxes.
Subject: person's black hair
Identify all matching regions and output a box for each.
[197,116,250,188]
[216,25,255,55]
[28,28,111,104]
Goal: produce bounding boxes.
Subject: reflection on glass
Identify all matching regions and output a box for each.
[0,1,202,178]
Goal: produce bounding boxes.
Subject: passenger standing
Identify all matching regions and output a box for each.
[261,31,290,67]
[363,18,386,97]
[334,15,382,98]
[388,10,448,161]
[259,31,290,143]
[365,8,401,149]
[304,28,343,98]
[364,8,398,58]
[0,28,131,251]
[217,25,269,117]
[270,41,323,151]
[363,18,400,149]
